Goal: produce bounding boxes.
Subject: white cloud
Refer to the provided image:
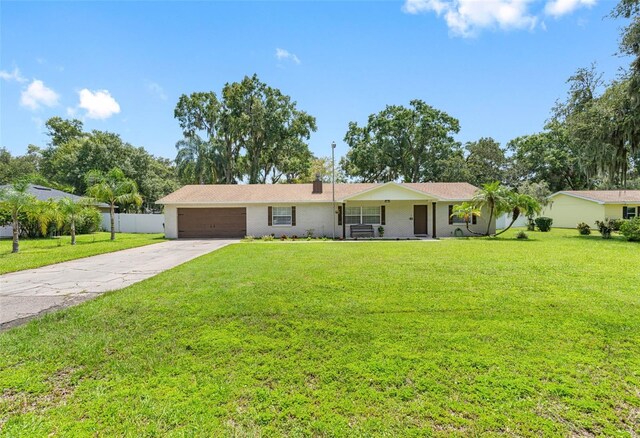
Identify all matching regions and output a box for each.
[78,88,121,119]
[146,81,167,100]
[275,48,301,65]
[20,79,60,110]
[544,0,596,18]
[0,67,27,83]
[403,0,597,36]
[402,0,545,37]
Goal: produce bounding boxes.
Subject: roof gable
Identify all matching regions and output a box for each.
[344,182,436,201]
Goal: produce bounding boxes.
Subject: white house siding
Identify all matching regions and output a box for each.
[248,203,338,238]
[163,203,339,239]
[163,201,494,239]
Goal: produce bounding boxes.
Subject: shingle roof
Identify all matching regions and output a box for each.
[156,182,479,204]
[552,190,640,204]
[0,184,109,207]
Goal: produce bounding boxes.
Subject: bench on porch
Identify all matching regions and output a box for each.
[350,224,375,238]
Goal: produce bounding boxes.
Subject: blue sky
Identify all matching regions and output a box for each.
[0,0,630,161]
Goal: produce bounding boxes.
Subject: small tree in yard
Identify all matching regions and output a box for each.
[471,181,510,236]
[0,181,37,253]
[85,168,142,241]
[58,197,94,245]
[495,192,541,236]
[450,202,483,235]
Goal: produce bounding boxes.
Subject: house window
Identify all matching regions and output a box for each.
[272,206,292,226]
[449,205,467,224]
[345,206,381,225]
[623,206,637,219]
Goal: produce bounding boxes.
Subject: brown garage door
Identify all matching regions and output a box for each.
[178,208,246,238]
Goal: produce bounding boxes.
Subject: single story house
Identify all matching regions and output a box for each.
[543,190,640,228]
[156,179,495,239]
[0,184,109,238]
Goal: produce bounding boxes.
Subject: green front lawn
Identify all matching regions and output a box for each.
[0,232,165,275]
[1,229,639,435]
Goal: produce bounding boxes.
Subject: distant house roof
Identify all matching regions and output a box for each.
[0,184,109,207]
[157,182,479,204]
[550,190,640,204]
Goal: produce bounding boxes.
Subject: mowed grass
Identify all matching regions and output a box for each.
[0,232,165,274]
[1,229,639,436]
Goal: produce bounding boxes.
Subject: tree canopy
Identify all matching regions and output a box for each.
[340,100,462,183]
[174,74,317,184]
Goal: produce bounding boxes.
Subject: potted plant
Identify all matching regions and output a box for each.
[378,226,385,238]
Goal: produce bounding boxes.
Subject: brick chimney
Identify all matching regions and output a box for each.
[312,173,323,194]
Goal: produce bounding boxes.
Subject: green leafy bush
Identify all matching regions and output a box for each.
[534,217,553,232]
[516,230,529,240]
[610,218,626,232]
[620,217,640,241]
[74,208,101,234]
[577,222,591,235]
[261,235,274,241]
[595,219,616,239]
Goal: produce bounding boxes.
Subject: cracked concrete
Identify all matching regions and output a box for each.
[0,239,237,330]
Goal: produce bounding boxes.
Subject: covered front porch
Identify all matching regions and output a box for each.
[335,182,489,239]
[336,183,436,239]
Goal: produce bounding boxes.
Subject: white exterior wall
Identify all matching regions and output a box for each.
[162,200,495,239]
[163,203,339,239]
[248,203,338,238]
[101,213,165,234]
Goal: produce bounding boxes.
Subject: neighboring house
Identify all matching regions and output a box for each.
[0,184,109,238]
[156,179,495,239]
[543,190,640,228]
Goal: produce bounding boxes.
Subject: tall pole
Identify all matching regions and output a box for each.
[332,141,336,240]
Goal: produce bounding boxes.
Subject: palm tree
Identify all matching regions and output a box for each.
[58,197,93,245]
[175,135,224,184]
[0,181,37,253]
[450,202,484,235]
[471,181,510,236]
[495,193,541,236]
[85,168,142,240]
[27,199,63,237]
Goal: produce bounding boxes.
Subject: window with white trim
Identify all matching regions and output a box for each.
[272,206,292,226]
[624,206,637,219]
[345,206,381,225]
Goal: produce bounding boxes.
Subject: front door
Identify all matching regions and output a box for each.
[413,205,428,235]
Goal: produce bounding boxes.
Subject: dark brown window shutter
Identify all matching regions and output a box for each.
[472,213,477,225]
[291,206,296,226]
[623,206,628,218]
[381,205,386,225]
[448,205,453,225]
[268,206,273,226]
[338,206,342,226]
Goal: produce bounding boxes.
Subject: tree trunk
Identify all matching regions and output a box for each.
[110,204,116,241]
[486,203,494,236]
[495,208,520,236]
[12,215,19,253]
[71,219,76,245]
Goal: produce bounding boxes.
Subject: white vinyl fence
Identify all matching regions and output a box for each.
[496,212,528,230]
[101,213,165,234]
[0,225,12,238]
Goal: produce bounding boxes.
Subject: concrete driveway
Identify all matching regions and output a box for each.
[0,239,237,330]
